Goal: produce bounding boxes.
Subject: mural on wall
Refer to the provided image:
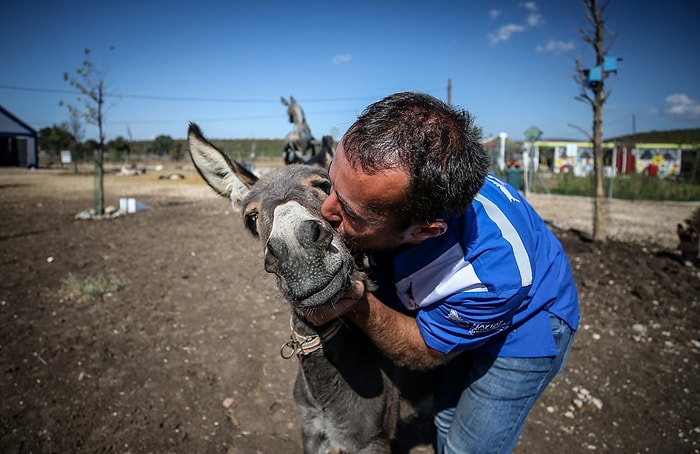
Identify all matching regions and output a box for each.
[553,144,598,176]
[635,147,680,177]
[539,141,689,178]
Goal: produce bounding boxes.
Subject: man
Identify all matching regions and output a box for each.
[306,92,579,453]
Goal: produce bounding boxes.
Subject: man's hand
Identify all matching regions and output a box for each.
[301,280,366,326]
[301,279,447,369]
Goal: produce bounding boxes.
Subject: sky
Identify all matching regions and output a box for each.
[2,0,699,143]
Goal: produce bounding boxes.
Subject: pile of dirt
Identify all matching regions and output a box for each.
[0,168,698,453]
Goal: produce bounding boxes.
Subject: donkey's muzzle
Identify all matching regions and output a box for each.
[264,202,353,307]
[264,220,333,273]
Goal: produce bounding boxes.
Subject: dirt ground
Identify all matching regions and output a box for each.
[1,166,699,454]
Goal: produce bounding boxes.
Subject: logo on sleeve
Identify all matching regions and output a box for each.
[446,309,510,336]
[486,175,520,203]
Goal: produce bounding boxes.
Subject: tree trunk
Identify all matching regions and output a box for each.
[94,84,106,216]
[590,0,607,243]
[93,146,105,215]
[592,88,606,242]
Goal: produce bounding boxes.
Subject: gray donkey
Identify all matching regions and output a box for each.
[187,123,433,453]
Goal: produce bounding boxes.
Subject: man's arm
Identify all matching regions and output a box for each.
[303,282,449,369]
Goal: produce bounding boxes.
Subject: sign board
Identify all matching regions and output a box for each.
[524,126,543,143]
[61,150,72,164]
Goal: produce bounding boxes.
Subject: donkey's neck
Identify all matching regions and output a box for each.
[291,312,338,338]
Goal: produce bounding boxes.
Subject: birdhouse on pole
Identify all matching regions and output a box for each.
[603,56,622,74]
[584,66,603,87]
[583,56,622,88]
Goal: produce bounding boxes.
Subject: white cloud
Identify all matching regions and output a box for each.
[535,39,574,54]
[488,2,543,45]
[526,12,544,27]
[331,54,352,65]
[664,93,700,119]
[489,9,502,20]
[489,24,525,44]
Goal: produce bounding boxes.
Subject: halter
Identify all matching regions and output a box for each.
[280,317,344,358]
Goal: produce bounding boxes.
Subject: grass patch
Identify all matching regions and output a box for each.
[542,173,700,201]
[608,174,700,201]
[62,273,121,301]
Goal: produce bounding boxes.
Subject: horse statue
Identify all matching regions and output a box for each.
[281,96,316,165]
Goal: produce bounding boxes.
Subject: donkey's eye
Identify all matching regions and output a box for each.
[244,212,259,236]
[315,180,331,195]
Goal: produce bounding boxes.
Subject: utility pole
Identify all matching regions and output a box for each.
[447,78,452,105]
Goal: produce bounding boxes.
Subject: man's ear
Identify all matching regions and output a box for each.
[409,220,448,243]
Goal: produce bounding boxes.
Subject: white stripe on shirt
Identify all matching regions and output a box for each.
[475,194,533,287]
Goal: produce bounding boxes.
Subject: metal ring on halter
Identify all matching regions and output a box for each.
[280,339,298,359]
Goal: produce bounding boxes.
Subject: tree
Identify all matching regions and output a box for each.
[125,126,134,164]
[108,136,131,162]
[61,47,115,215]
[151,135,175,157]
[572,0,618,243]
[67,110,85,172]
[80,139,99,162]
[38,124,76,164]
[68,110,85,145]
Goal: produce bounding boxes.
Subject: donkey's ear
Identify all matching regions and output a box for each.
[187,123,258,210]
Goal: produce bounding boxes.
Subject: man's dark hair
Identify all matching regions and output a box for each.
[341,92,490,225]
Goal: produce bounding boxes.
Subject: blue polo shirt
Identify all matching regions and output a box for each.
[369,174,579,358]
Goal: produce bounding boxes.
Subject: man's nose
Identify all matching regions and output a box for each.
[321,191,341,227]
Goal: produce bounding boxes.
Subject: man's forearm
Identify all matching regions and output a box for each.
[345,292,447,370]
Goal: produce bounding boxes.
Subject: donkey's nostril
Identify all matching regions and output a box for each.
[300,220,332,250]
[265,240,285,272]
[264,249,278,272]
[315,223,332,249]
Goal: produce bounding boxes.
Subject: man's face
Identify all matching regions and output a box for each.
[320,141,417,253]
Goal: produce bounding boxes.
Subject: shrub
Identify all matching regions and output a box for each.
[62,273,121,302]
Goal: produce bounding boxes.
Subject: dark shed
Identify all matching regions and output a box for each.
[0,105,38,167]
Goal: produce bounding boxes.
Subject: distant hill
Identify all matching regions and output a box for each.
[607,128,700,145]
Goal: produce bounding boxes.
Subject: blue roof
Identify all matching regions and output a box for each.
[0,104,37,137]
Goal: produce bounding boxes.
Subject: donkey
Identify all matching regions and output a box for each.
[187,123,433,453]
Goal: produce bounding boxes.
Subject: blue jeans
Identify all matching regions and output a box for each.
[434,313,575,454]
